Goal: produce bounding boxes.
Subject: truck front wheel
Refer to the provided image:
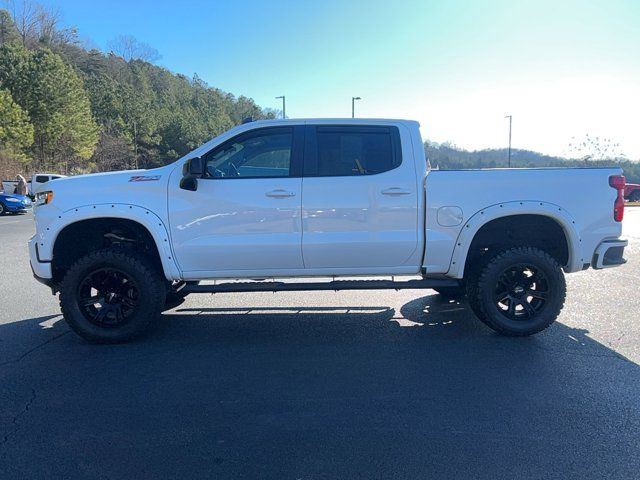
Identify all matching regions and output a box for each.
[470,247,566,336]
[60,249,166,343]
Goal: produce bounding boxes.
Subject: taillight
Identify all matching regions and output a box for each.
[609,175,625,222]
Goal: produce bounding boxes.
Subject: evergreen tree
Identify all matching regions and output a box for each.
[0,87,33,157]
[0,9,19,45]
[0,42,98,169]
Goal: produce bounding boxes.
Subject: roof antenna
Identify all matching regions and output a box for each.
[242,117,254,124]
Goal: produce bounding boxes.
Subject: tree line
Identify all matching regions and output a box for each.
[426,142,640,183]
[1,2,638,183]
[0,3,275,179]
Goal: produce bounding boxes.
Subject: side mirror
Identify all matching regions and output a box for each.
[182,157,204,176]
[180,157,204,191]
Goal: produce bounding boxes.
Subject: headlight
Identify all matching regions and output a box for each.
[35,191,54,206]
[6,197,20,203]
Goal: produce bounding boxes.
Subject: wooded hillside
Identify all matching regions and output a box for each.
[1,3,637,183]
[0,4,275,179]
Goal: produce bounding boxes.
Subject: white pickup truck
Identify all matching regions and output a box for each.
[2,173,66,196]
[29,119,628,343]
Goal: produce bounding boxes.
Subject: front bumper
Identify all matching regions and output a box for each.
[592,239,628,269]
[29,236,54,289]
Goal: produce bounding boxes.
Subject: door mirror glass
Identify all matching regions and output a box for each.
[182,157,203,177]
[180,157,203,191]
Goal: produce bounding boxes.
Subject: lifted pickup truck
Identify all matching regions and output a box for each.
[29,119,628,343]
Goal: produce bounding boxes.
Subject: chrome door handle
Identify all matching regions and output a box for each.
[266,189,296,198]
[381,187,412,196]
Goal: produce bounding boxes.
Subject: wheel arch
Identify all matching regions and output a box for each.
[46,204,180,284]
[448,201,582,279]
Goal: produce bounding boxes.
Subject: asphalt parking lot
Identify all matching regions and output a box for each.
[1,210,639,479]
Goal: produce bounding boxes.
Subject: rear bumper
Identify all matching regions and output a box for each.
[592,239,628,269]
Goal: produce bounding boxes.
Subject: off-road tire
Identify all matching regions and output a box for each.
[465,260,488,322]
[60,248,166,343]
[471,246,566,336]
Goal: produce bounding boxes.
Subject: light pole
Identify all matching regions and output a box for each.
[505,115,512,167]
[276,96,285,119]
[351,96,361,118]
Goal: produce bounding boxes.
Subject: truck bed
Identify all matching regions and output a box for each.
[423,167,623,276]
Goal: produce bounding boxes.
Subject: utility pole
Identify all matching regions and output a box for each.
[275,96,285,119]
[352,96,361,118]
[505,115,512,167]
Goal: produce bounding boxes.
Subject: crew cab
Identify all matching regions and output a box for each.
[29,119,628,343]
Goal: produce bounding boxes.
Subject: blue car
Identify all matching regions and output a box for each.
[0,192,32,215]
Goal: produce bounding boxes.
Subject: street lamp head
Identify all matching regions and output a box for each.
[353,96,362,101]
[275,95,284,99]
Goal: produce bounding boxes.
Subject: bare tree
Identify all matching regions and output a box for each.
[108,34,160,63]
[33,4,77,45]
[89,132,135,173]
[4,0,77,46]
[6,0,38,46]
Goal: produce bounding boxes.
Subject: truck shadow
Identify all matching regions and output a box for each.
[1,294,639,479]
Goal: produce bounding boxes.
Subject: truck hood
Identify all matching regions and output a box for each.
[43,165,178,214]
[46,166,173,189]
[44,168,150,187]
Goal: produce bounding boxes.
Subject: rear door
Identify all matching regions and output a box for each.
[301,124,419,271]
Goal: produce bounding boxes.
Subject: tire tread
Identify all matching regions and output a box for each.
[472,246,566,336]
[59,248,165,343]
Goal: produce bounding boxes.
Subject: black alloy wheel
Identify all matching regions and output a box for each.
[493,263,549,320]
[471,246,566,336]
[78,268,140,327]
[60,248,165,343]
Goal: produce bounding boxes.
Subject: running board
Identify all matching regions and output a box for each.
[184,278,459,294]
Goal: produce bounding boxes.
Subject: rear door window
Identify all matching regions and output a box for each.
[307,126,402,177]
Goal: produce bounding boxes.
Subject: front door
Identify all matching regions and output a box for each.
[169,126,305,276]
[301,124,419,271]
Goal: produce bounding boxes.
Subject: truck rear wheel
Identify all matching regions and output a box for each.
[470,247,566,336]
[60,249,166,343]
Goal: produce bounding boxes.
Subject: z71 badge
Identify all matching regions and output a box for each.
[129,175,161,182]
